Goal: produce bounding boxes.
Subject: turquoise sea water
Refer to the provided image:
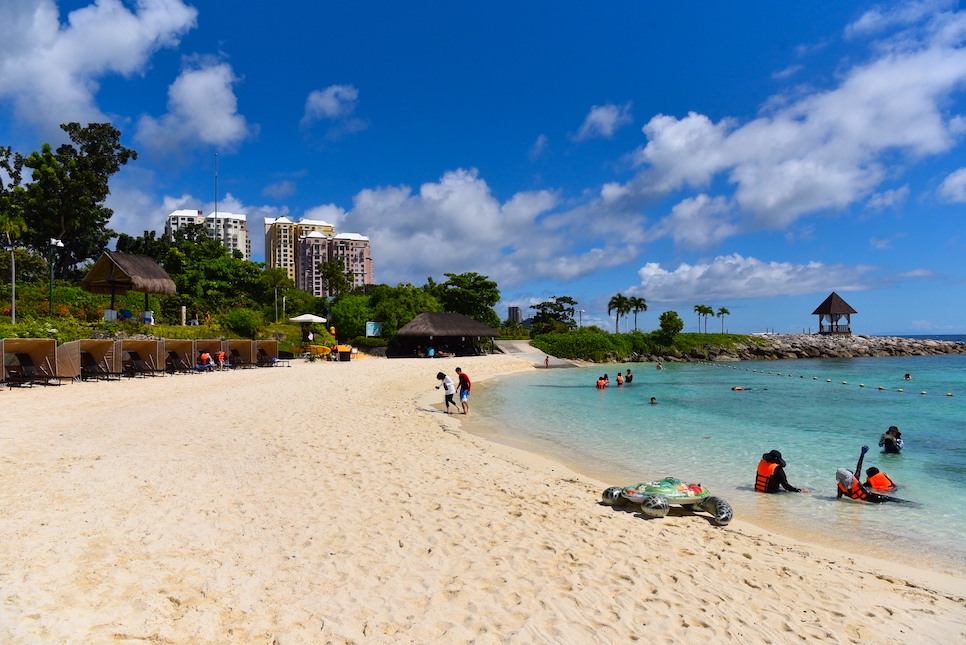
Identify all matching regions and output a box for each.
[471,354,966,575]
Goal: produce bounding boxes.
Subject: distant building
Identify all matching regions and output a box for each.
[331,233,373,291]
[296,231,329,296]
[165,209,251,260]
[508,306,523,324]
[265,216,336,281]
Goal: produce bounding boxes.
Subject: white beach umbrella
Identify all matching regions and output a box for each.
[289,314,327,323]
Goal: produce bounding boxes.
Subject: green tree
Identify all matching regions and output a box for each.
[115,229,170,260]
[657,310,684,346]
[608,292,630,334]
[261,267,294,322]
[368,283,443,337]
[433,272,501,328]
[717,306,730,333]
[329,294,372,340]
[530,295,578,327]
[19,123,137,278]
[628,296,647,330]
[1,146,27,323]
[319,258,353,297]
[222,307,264,340]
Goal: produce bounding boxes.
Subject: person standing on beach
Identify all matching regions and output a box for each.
[436,372,458,414]
[545,355,550,369]
[455,367,471,415]
[755,450,810,493]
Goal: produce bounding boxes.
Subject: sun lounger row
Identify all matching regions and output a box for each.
[2,339,286,387]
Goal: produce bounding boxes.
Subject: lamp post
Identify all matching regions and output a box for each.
[48,238,63,317]
[577,309,585,328]
[6,242,14,324]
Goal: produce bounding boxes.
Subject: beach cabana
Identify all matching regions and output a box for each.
[2,338,61,385]
[392,312,498,357]
[195,339,226,369]
[812,292,857,336]
[227,340,255,368]
[81,251,176,323]
[58,339,120,381]
[256,340,287,366]
[118,339,163,376]
[163,339,195,374]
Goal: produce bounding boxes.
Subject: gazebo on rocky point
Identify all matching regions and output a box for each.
[812,292,857,335]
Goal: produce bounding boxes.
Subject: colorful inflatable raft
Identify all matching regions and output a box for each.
[601,477,733,526]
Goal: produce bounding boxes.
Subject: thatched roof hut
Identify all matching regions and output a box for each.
[812,292,857,335]
[396,313,499,338]
[81,251,176,312]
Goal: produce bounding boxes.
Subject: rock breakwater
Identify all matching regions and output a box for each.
[640,334,966,363]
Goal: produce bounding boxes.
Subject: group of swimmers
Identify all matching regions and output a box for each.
[756,426,909,503]
[595,370,633,388]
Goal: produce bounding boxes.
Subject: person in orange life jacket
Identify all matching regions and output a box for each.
[616,373,623,386]
[864,467,897,492]
[755,450,811,493]
[836,446,909,503]
[596,376,606,389]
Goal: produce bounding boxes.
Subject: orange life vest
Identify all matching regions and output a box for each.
[755,460,778,492]
[616,374,623,385]
[838,478,870,501]
[867,472,896,491]
[596,379,605,389]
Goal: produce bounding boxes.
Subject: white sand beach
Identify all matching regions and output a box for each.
[2,356,965,644]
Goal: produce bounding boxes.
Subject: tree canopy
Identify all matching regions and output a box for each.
[426,272,501,328]
[17,123,137,278]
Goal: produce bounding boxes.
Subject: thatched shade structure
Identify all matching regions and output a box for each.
[81,251,176,312]
[392,313,498,357]
[812,292,857,335]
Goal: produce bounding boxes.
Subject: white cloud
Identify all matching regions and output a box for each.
[867,185,910,210]
[0,0,197,134]
[303,203,347,227]
[301,84,368,139]
[262,180,296,199]
[597,8,966,247]
[772,64,804,80]
[528,134,549,160]
[647,194,738,249]
[135,59,252,152]
[937,167,966,201]
[572,102,633,141]
[307,168,638,287]
[629,253,877,302]
[845,0,956,39]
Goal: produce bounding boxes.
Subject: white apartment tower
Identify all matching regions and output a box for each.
[165,209,251,260]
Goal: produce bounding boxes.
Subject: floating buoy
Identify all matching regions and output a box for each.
[800,375,804,378]
[948,393,954,397]
[859,384,865,387]
[827,379,832,382]
[898,388,904,392]
[777,372,782,376]
[813,377,818,380]
[842,381,848,385]
[921,391,927,395]
[878,386,884,390]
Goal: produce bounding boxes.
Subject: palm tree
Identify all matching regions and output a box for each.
[717,307,730,333]
[628,296,647,330]
[608,293,630,334]
[694,304,713,333]
[0,212,27,325]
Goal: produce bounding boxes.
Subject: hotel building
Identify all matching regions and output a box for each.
[264,217,336,282]
[164,209,251,260]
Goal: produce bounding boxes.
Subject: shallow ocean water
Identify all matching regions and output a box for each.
[471,354,966,575]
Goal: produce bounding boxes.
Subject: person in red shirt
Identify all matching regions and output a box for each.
[455,367,472,415]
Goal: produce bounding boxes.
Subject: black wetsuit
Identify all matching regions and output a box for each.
[761,465,801,493]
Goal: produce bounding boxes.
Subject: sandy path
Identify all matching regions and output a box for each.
[1,356,964,644]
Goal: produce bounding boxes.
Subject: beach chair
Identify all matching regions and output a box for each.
[229,348,254,369]
[124,350,159,377]
[7,352,58,387]
[80,351,121,381]
[165,350,193,374]
[256,347,276,367]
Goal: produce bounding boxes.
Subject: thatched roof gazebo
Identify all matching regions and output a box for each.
[81,251,176,320]
[812,292,857,335]
[393,312,498,357]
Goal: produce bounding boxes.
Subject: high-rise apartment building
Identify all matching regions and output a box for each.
[294,231,374,297]
[331,233,373,290]
[165,209,251,260]
[265,216,336,281]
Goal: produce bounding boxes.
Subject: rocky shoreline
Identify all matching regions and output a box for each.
[639,334,966,363]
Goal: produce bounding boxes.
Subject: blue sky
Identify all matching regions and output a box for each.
[3,0,966,334]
